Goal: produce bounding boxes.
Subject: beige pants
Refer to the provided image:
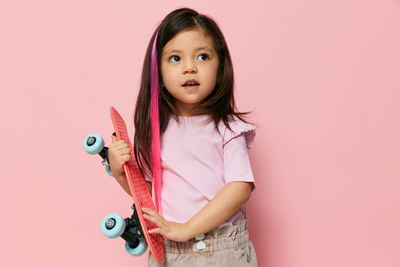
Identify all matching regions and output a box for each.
[148,219,257,267]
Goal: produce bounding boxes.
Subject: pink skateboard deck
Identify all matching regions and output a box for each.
[110,106,165,264]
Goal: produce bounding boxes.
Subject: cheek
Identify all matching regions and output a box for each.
[161,68,176,88]
[205,64,219,85]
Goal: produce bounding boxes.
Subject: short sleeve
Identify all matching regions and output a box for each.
[223,119,256,191]
[223,118,256,149]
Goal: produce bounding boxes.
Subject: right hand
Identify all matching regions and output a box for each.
[108,135,131,177]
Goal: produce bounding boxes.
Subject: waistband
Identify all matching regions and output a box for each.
[162,219,249,253]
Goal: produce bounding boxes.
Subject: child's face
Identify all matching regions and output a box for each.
[160,28,219,116]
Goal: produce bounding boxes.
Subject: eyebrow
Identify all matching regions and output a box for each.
[163,46,214,56]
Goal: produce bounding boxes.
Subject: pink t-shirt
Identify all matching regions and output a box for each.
[145,114,256,228]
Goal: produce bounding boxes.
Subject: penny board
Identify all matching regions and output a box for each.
[110,107,165,264]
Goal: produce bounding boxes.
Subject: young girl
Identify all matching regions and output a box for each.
[108,7,257,266]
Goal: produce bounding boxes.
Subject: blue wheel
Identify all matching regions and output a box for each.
[101,213,126,238]
[106,165,113,177]
[83,133,104,155]
[125,238,148,256]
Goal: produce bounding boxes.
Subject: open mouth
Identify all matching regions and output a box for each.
[182,79,200,87]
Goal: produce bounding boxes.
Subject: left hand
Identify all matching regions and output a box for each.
[142,207,192,242]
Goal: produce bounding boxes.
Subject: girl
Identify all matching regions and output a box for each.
[108,7,257,266]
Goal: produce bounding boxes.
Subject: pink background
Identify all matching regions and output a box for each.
[1,0,400,266]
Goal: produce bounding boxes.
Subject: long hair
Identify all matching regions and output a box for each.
[134,7,249,196]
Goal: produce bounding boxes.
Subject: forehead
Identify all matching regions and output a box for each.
[162,28,215,54]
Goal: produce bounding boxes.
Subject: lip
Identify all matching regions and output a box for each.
[183,84,200,92]
[182,79,200,87]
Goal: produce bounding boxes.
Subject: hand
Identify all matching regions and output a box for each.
[142,207,192,242]
[108,135,131,177]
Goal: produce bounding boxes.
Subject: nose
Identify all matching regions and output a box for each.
[182,59,197,74]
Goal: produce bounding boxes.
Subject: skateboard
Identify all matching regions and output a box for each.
[83,107,165,264]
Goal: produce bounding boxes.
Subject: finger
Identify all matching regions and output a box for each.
[148,228,164,235]
[142,209,166,229]
[142,213,160,226]
[119,148,131,155]
[142,210,161,221]
[120,154,131,163]
[142,208,162,219]
[143,211,166,228]
[110,141,127,151]
[115,141,129,149]
[111,137,126,147]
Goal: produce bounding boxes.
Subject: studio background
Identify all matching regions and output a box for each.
[1,0,399,266]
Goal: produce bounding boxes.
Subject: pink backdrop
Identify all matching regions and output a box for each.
[1,0,400,266]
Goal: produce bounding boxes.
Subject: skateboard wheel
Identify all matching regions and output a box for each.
[101,213,126,238]
[105,165,113,177]
[125,238,148,256]
[83,133,104,155]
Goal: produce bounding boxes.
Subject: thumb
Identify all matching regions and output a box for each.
[111,135,117,143]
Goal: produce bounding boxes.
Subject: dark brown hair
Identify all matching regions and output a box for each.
[134,7,249,179]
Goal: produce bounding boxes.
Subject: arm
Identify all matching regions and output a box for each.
[108,135,131,196]
[186,181,252,238]
[114,173,131,195]
[142,181,252,242]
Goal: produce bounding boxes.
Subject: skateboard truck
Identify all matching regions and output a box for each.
[83,133,113,176]
[100,204,148,256]
[122,204,144,249]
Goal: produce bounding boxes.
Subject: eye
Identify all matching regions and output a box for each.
[169,55,180,63]
[197,54,209,61]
